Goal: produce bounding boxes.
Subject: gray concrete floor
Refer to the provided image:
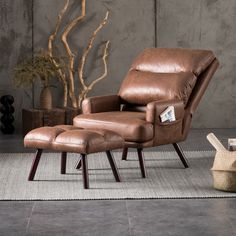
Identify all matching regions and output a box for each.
[0,129,236,235]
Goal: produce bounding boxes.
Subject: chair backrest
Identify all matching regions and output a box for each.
[119,48,219,142]
[119,48,218,114]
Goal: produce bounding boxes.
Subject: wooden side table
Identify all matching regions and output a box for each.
[22,108,80,136]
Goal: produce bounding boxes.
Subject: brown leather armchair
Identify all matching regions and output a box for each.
[74,48,219,177]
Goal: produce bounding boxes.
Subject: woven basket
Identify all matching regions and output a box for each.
[207,133,236,192]
[212,171,236,192]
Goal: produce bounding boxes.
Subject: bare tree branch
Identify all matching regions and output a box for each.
[88,41,110,89]
[78,40,110,107]
[78,11,110,90]
[47,0,110,109]
[61,0,86,108]
[48,0,70,107]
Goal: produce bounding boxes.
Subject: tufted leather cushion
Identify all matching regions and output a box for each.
[24,125,124,154]
[24,125,79,149]
[73,111,153,143]
[119,70,197,105]
[52,129,124,154]
[130,48,216,76]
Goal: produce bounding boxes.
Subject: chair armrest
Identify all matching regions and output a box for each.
[146,99,185,124]
[82,95,121,114]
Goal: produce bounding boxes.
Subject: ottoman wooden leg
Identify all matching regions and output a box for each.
[122,147,128,160]
[61,152,67,174]
[106,151,121,182]
[137,148,147,178]
[28,149,43,181]
[75,156,82,170]
[81,154,89,189]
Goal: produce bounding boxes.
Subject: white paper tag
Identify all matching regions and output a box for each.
[160,106,176,123]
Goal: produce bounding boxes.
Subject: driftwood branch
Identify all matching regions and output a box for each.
[78,40,110,107]
[46,0,110,109]
[61,0,86,108]
[78,11,109,90]
[48,0,69,107]
[89,41,110,89]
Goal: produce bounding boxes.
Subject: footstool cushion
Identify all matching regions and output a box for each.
[24,125,78,150]
[24,125,124,154]
[52,129,124,154]
[24,125,124,189]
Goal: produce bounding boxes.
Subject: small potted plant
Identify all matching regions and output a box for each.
[13,51,63,110]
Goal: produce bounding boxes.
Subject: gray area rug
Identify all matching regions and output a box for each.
[0,151,236,200]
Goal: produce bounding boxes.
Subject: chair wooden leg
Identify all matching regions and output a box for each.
[106,151,121,182]
[173,143,189,168]
[61,152,67,174]
[81,154,89,189]
[122,147,128,160]
[28,149,43,181]
[137,148,147,178]
[75,156,82,170]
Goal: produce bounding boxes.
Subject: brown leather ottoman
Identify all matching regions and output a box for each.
[24,125,124,189]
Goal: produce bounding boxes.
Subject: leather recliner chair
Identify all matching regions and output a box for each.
[73,48,219,177]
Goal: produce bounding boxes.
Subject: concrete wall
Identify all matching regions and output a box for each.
[33,0,155,108]
[0,0,236,132]
[157,0,236,128]
[0,0,32,131]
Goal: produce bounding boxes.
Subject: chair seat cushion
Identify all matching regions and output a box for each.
[73,111,153,143]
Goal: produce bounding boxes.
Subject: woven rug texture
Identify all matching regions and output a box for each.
[0,151,235,200]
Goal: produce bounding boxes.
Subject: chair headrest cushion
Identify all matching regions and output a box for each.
[131,48,216,76]
[119,70,197,105]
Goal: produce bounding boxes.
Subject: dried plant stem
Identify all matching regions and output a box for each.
[61,0,86,108]
[79,11,109,89]
[47,0,110,108]
[48,0,69,107]
[78,40,110,107]
[78,11,110,107]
